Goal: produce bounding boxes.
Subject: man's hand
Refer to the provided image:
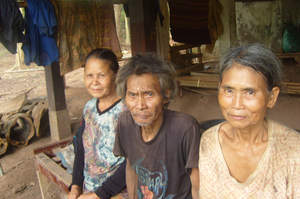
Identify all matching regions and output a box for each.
[68,185,82,199]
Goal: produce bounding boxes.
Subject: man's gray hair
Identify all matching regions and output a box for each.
[219,43,283,91]
[116,53,178,101]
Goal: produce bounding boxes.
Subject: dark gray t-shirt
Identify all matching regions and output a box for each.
[114,109,201,199]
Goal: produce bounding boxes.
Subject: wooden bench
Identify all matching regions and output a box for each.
[276,53,300,66]
[34,139,72,199]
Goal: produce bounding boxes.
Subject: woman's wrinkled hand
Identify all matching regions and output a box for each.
[68,185,82,199]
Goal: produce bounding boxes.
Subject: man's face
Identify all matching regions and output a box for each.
[125,73,167,127]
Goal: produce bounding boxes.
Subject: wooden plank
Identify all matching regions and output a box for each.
[128,0,157,56]
[170,44,199,52]
[276,54,299,58]
[193,68,220,74]
[36,170,50,199]
[178,82,218,89]
[33,139,71,157]
[44,62,67,112]
[178,53,203,60]
[112,0,128,3]
[35,153,72,194]
[236,0,275,1]
[177,76,219,83]
[228,0,238,47]
[44,62,72,141]
[190,72,220,78]
[176,64,204,76]
[282,82,300,86]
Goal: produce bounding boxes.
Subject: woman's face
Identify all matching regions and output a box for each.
[218,64,279,130]
[84,57,116,100]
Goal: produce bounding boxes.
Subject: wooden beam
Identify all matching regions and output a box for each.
[176,64,204,76]
[112,0,128,4]
[235,0,275,1]
[44,62,71,141]
[228,0,238,47]
[128,0,157,56]
[170,44,200,52]
[44,62,66,111]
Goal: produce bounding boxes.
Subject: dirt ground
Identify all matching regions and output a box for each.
[0,44,300,199]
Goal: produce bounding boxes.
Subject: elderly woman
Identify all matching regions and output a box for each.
[68,49,127,199]
[199,44,300,198]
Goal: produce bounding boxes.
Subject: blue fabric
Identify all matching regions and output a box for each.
[27,0,57,36]
[22,0,59,66]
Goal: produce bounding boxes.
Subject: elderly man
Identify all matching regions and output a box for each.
[114,53,200,199]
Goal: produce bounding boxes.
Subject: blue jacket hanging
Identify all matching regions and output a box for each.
[22,0,59,66]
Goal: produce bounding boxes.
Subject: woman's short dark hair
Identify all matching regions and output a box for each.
[84,48,119,74]
[116,53,178,101]
[219,44,283,91]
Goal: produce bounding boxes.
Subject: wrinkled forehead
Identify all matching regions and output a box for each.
[221,63,267,83]
[126,73,161,92]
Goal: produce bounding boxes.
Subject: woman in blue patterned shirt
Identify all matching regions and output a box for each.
[68,49,127,199]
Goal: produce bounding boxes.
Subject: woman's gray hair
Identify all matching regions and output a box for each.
[116,53,178,101]
[219,43,283,91]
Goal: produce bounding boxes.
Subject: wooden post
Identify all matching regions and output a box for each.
[228,0,238,47]
[128,0,157,56]
[219,0,238,54]
[44,61,71,141]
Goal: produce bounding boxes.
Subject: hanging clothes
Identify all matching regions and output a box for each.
[169,0,211,45]
[50,0,122,75]
[0,0,26,54]
[21,0,59,66]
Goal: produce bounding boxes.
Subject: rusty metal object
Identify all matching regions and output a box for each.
[2,113,34,147]
[31,101,49,137]
[0,138,8,156]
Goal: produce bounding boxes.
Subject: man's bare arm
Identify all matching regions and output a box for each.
[126,158,138,199]
[190,167,199,199]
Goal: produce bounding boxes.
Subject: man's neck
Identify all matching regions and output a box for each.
[140,113,164,142]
